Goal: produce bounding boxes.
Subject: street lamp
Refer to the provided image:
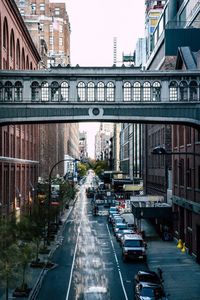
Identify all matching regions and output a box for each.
[47,158,78,243]
[152,146,200,157]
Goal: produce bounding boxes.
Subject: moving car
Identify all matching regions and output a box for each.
[121,234,147,262]
[83,286,110,300]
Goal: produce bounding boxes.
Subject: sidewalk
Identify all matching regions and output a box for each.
[0,205,74,300]
[142,219,200,300]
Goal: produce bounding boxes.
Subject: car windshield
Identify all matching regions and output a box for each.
[139,274,160,284]
[140,287,155,297]
[124,240,143,247]
[117,225,127,230]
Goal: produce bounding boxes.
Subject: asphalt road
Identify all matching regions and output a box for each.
[37,183,148,300]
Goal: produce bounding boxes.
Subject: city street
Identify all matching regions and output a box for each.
[37,181,147,300]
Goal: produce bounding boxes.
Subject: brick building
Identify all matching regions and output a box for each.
[15,0,79,180]
[0,0,40,217]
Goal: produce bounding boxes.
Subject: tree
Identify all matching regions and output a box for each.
[0,218,20,300]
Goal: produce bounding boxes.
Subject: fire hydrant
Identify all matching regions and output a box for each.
[177,239,183,249]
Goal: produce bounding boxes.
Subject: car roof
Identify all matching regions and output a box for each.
[138,270,158,277]
[84,286,108,293]
[123,234,143,240]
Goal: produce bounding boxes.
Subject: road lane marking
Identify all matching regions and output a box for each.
[106,224,128,300]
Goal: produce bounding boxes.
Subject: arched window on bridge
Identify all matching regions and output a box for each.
[143,81,151,101]
[87,82,95,101]
[78,82,86,101]
[0,82,3,101]
[123,82,131,102]
[14,81,23,101]
[31,81,40,101]
[51,81,59,101]
[133,82,141,101]
[152,81,161,101]
[179,81,188,101]
[97,82,105,101]
[4,81,13,101]
[169,81,178,101]
[41,81,49,101]
[189,80,198,101]
[106,82,114,102]
[61,81,69,101]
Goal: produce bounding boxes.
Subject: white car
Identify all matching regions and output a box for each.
[83,286,110,299]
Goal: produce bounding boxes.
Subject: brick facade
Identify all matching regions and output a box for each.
[0,0,40,217]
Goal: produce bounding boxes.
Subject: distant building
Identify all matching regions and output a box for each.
[79,131,88,160]
[95,123,113,161]
[135,38,146,68]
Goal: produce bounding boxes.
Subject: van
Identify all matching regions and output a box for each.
[121,234,147,262]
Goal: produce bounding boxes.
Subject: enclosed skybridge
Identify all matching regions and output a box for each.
[0,66,200,126]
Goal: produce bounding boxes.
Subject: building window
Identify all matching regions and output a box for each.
[106,82,114,102]
[0,82,3,101]
[180,81,188,101]
[49,37,53,45]
[133,82,141,101]
[186,158,192,188]
[59,37,63,46]
[55,8,60,15]
[51,81,59,101]
[4,81,13,101]
[189,81,198,101]
[41,81,49,101]
[179,159,184,186]
[123,82,131,102]
[87,82,95,101]
[78,82,86,101]
[40,4,45,11]
[49,25,53,32]
[169,81,178,101]
[198,165,200,189]
[14,81,23,101]
[31,3,36,13]
[143,81,151,101]
[152,81,161,101]
[31,81,40,101]
[97,82,105,101]
[61,81,69,101]
[186,126,191,144]
[59,25,63,33]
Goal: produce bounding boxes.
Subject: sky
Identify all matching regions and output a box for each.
[54,0,145,157]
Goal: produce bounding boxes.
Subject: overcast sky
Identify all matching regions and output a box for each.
[52,0,145,157]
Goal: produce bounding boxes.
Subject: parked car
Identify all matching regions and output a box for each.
[116,229,135,242]
[135,282,166,300]
[121,234,147,262]
[134,270,163,285]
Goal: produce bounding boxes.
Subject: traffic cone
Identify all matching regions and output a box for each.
[181,243,186,253]
[177,239,183,249]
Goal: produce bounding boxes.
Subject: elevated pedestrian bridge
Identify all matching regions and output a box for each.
[0,66,200,126]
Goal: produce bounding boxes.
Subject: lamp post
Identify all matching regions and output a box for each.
[47,158,78,243]
[152,146,200,157]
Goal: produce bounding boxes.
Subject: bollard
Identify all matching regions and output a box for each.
[177,239,183,249]
[181,242,186,253]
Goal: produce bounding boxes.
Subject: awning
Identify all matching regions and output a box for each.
[123,184,143,192]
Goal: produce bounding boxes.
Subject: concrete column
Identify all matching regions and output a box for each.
[115,79,123,103]
[69,79,77,102]
[23,78,32,102]
[161,79,169,102]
